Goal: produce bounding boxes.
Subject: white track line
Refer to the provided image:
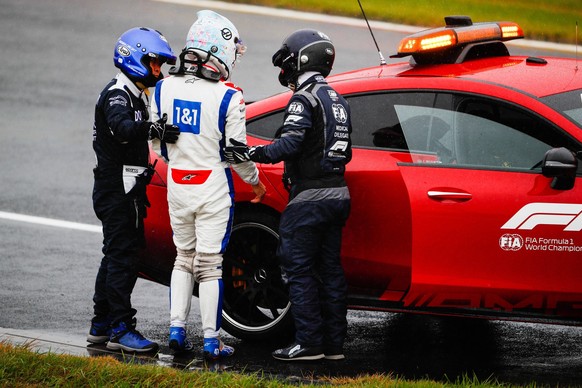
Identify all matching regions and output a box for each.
[0,211,101,233]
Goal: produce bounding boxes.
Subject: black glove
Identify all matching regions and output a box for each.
[128,160,157,203]
[148,114,180,144]
[137,159,158,186]
[224,138,251,164]
[225,138,268,164]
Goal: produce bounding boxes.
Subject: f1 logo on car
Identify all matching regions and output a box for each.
[501,203,582,231]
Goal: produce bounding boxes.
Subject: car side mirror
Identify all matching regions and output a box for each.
[541,147,578,190]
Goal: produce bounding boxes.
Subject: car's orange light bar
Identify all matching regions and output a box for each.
[395,18,524,56]
[398,30,457,53]
[499,22,523,38]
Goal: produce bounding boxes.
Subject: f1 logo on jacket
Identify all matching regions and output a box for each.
[501,203,582,231]
[329,141,349,152]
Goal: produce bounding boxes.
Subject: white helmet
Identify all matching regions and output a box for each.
[184,10,245,80]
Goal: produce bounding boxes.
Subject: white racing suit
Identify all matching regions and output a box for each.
[152,74,259,339]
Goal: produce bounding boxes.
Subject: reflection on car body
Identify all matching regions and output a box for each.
[139,16,582,340]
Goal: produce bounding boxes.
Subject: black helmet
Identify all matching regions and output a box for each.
[272,29,335,88]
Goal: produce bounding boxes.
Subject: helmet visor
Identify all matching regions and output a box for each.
[272,46,289,67]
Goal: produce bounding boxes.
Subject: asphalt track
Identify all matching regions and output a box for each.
[1,0,582,385]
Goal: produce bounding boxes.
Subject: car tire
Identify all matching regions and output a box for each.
[221,209,294,340]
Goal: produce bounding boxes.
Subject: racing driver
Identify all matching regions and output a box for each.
[151,10,266,360]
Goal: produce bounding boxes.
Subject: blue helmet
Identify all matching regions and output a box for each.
[113,27,176,87]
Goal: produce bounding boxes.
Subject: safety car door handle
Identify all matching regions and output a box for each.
[427,190,472,202]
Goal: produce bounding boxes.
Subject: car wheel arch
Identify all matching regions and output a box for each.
[221,202,294,340]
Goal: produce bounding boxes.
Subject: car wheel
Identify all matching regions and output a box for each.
[222,209,294,340]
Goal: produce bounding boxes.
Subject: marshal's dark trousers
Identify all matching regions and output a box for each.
[92,179,147,326]
[277,192,351,350]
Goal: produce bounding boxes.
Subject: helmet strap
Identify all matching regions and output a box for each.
[172,49,223,81]
[135,81,147,91]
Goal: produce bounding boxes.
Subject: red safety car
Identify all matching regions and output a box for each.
[139,16,582,340]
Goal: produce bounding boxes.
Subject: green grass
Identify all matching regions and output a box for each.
[0,342,529,387]
[0,342,291,387]
[229,0,582,44]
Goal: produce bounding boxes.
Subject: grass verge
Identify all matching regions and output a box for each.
[1,342,533,387]
[229,0,582,44]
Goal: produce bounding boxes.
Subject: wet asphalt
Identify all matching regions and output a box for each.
[2,0,582,386]
[4,306,582,386]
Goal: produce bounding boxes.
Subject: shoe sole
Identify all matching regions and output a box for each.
[272,353,325,361]
[204,350,235,360]
[204,352,219,361]
[106,342,159,353]
[87,335,109,344]
[169,340,195,353]
[324,354,345,360]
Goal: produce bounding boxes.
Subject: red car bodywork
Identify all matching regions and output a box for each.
[139,19,582,339]
[245,61,582,310]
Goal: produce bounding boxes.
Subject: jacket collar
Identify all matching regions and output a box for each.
[116,72,144,97]
[296,71,326,90]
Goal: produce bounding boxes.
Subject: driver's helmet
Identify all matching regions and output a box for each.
[183,10,246,81]
[113,27,176,87]
[271,29,335,88]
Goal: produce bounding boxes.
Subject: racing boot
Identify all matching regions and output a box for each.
[203,337,235,360]
[169,326,194,353]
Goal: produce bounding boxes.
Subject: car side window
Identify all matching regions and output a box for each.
[393,105,455,164]
[346,93,398,149]
[246,111,286,140]
[346,92,447,152]
[451,97,566,170]
[347,92,576,171]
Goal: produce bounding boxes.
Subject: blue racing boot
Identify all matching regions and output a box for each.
[169,326,194,353]
[203,337,235,360]
[106,320,159,353]
[87,318,111,344]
